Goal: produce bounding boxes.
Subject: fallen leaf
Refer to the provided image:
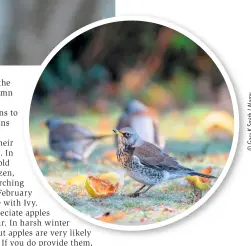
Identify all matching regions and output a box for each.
[199,167,212,183]
[186,166,214,190]
[98,172,121,186]
[34,149,57,163]
[201,111,234,136]
[98,211,127,223]
[186,176,211,190]
[162,208,172,213]
[66,175,87,186]
[85,176,119,198]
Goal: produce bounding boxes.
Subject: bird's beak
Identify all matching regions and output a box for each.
[113,129,123,136]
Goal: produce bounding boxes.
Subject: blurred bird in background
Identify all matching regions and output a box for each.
[43,117,112,167]
[115,99,162,148]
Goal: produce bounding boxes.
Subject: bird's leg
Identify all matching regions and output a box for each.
[64,161,71,169]
[141,185,154,194]
[64,152,73,169]
[129,185,146,197]
[83,142,98,164]
[135,184,147,193]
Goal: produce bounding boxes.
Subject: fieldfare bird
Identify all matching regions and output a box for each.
[44,117,111,163]
[113,127,216,197]
[115,100,161,148]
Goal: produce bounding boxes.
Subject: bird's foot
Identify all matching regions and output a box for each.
[128,192,140,198]
[64,162,72,170]
[129,192,148,198]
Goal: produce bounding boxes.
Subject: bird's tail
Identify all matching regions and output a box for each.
[84,134,113,140]
[189,172,217,179]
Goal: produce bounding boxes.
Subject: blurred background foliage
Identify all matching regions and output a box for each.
[31,21,234,145]
[32,21,232,115]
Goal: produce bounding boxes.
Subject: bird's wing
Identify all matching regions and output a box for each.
[134,141,192,173]
[51,123,93,142]
[153,120,160,147]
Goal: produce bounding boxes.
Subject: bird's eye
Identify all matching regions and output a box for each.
[124,133,131,138]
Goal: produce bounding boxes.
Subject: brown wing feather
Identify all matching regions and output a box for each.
[134,141,192,173]
[153,121,160,147]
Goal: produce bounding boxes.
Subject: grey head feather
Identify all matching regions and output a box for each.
[46,117,64,130]
[124,100,147,115]
[118,127,144,148]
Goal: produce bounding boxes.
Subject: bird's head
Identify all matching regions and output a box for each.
[42,117,64,130]
[113,127,141,148]
[124,99,146,115]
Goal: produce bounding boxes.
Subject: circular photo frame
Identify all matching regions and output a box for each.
[25,16,239,231]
